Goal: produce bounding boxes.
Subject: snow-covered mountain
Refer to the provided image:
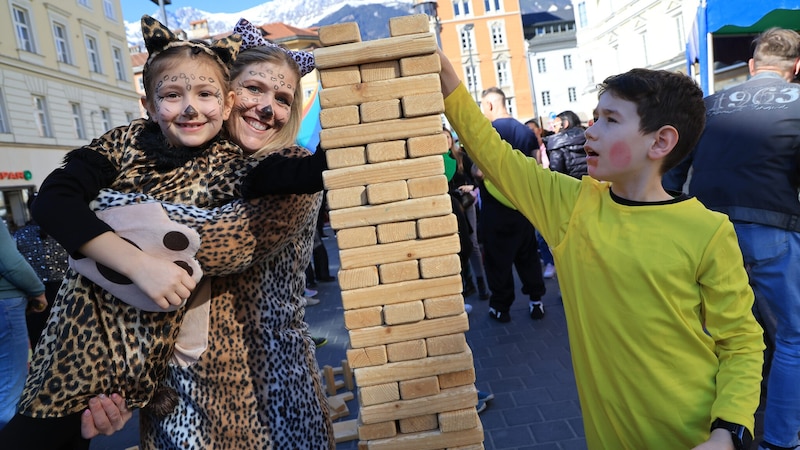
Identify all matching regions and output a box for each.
[126,0,572,48]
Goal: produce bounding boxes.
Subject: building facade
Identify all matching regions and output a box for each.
[1,0,140,229]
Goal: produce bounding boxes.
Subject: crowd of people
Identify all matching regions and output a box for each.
[0,13,797,450]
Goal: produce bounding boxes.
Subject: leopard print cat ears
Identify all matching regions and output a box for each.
[233,18,316,76]
[141,15,242,80]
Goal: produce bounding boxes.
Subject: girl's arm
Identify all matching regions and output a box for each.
[240,147,327,199]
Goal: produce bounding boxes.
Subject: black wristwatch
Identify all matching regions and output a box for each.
[710,418,752,450]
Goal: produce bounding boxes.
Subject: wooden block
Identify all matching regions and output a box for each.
[342,359,355,390]
[378,260,420,285]
[333,419,359,443]
[376,221,417,244]
[336,227,377,251]
[319,73,440,109]
[360,60,400,82]
[386,338,427,363]
[389,14,431,37]
[400,53,441,77]
[360,99,402,123]
[426,333,468,357]
[324,154,442,190]
[360,384,476,425]
[448,444,485,450]
[347,345,388,369]
[339,267,380,291]
[327,186,367,210]
[417,217,458,239]
[366,140,407,163]
[366,180,409,205]
[328,396,351,420]
[324,365,338,395]
[358,420,397,441]
[350,312,468,349]
[365,422,484,450]
[315,33,437,70]
[340,234,458,270]
[344,305,383,329]
[407,133,449,158]
[342,274,462,311]
[331,194,453,231]
[320,115,443,150]
[359,382,400,406]
[424,294,465,319]
[320,65,362,88]
[407,175,449,199]
[320,105,360,129]
[355,349,473,387]
[319,22,361,46]
[438,408,479,433]
[399,375,440,400]
[438,368,475,389]
[326,146,367,170]
[419,254,462,279]
[383,300,425,326]
[402,93,445,118]
[398,414,438,433]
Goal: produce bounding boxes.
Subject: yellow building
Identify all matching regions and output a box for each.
[0,0,140,228]
[428,0,534,119]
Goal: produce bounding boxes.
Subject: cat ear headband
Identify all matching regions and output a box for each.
[233,18,316,76]
[141,15,243,80]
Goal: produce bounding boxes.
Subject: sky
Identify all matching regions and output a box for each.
[120,0,270,23]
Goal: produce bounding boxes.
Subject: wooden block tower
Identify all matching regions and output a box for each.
[314,14,484,450]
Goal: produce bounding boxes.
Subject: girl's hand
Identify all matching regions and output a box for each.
[81,393,132,438]
[130,253,196,309]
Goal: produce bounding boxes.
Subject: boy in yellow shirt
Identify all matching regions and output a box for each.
[436,49,764,449]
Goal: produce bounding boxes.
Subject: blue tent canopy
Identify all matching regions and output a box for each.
[687,1,800,94]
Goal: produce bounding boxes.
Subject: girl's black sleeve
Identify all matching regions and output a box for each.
[240,148,327,199]
[32,149,118,256]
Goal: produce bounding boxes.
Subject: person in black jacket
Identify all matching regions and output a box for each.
[546,110,588,179]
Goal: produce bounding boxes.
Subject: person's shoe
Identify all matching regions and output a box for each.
[488,307,510,323]
[529,301,545,320]
[464,303,473,314]
[476,391,494,413]
[305,296,320,306]
[463,282,476,298]
[312,337,327,348]
[543,263,556,279]
[304,287,318,297]
[476,277,490,300]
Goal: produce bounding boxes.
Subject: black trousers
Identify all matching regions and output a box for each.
[0,412,89,450]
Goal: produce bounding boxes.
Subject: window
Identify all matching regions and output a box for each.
[674,14,685,53]
[103,0,116,20]
[577,2,588,27]
[100,108,111,132]
[466,65,479,97]
[137,77,145,93]
[13,6,35,53]
[537,58,546,74]
[453,0,470,17]
[71,103,86,139]
[496,61,509,86]
[490,24,505,49]
[505,98,514,117]
[78,0,91,7]
[86,35,101,73]
[33,96,52,137]
[640,31,649,66]
[568,87,577,102]
[125,112,134,123]
[541,91,551,107]
[563,54,573,70]
[484,0,501,13]
[0,89,10,133]
[112,46,125,80]
[585,59,594,85]
[53,22,72,64]
[460,27,475,54]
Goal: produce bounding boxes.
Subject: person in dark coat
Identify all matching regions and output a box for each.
[546,110,588,179]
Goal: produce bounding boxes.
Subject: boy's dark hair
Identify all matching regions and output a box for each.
[598,69,705,174]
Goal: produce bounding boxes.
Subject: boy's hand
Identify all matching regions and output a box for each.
[130,253,196,309]
[436,48,462,97]
[691,428,735,450]
[81,393,132,438]
[26,293,47,314]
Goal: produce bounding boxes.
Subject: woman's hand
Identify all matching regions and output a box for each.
[26,293,47,314]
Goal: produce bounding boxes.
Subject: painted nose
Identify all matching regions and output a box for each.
[258,104,273,119]
[183,105,198,117]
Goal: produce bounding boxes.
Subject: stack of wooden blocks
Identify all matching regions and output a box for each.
[314,14,484,450]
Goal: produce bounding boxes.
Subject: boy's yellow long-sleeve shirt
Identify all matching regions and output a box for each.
[444,84,764,449]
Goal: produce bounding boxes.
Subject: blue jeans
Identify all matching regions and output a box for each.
[734,223,800,447]
[0,297,28,430]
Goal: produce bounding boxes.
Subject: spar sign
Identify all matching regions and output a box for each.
[0,171,32,180]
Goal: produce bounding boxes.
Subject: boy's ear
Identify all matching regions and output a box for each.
[222,91,236,120]
[648,125,679,161]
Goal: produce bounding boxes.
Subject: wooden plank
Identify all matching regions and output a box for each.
[359,382,400,407]
[349,312,468,349]
[360,384,476,424]
[407,133,449,158]
[319,73,440,109]
[419,254,462,279]
[358,420,397,441]
[386,338,427,362]
[417,217,458,239]
[360,60,400,82]
[378,260,419,285]
[355,348,473,387]
[366,140,407,163]
[323,154,442,190]
[438,368,476,389]
[375,221,417,244]
[366,180,409,205]
[402,92,445,118]
[320,65,362,88]
[400,53,441,77]
[342,274,462,311]
[339,266,380,291]
[339,233,458,270]
[333,419,359,443]
[320,115,443,150]
[319,22,361,46]
[343,305,383,330]
[320,105,360,129]
[347,345,388,369]
[438,408,479,433]
[398,414,438,433]
[426,333,468,357]
[424,294,465,319]
[326,146,367,170]
[315,33,437,69]
[399,376,440,400]
[406,175,449,199]
[365,423,484,450]
[389,14,431,37]
[360,99,402,123]
[383,300,425,325]
[331,194,453,231]
[448,444,485,450]
[335,226,376,250]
